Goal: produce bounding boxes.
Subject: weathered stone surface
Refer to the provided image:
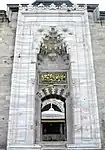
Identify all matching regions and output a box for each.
[90,22,105,149]
[0,22,15,148]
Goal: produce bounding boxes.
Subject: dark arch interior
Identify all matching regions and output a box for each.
[41,104,62,112]
[41,94,66,102]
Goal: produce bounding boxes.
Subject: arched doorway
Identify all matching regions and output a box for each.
[41,95,67,141]
[36,86,70,142]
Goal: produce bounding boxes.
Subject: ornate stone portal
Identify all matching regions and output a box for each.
[36,27,71,143]
[7,1,101,150]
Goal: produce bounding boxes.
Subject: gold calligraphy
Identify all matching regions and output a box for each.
[39,72,67,84]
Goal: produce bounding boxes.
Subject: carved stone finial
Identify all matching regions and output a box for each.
[72,4,79,10]
[61,3,68,10]
[38,3,45,9]
[49,3,57,10]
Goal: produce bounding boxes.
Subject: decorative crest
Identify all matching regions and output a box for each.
[39,27,67,58]
[19,3,87,12]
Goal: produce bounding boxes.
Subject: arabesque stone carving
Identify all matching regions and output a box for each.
[38,27,67,60]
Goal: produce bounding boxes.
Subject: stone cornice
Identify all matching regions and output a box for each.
[19,3,87,12]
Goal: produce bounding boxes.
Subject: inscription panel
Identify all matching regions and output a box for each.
[39,72,67,85]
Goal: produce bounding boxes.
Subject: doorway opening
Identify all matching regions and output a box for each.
[41,121,66,141]
[41,94,67,141]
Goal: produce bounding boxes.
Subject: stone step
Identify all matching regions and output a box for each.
[41,142,66,145]
[42,147,66,150]
[42,144,66,150]
[41,141,67,150]
[41,147,66,150]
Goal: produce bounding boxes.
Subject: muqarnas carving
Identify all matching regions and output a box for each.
[38,27,69,62]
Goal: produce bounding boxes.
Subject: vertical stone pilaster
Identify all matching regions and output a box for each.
[66,96,73,144]
[35,97,41,143]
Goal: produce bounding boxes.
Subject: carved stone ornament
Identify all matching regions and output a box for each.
[48,53,57,61]
[38,27,67,59]
[49,3,57,10]
[38,86,69,99]
[19,3,87,12]
[72,4,79,10]
[61,3,68,10]
[38,3,45,9]
[27,4,33,11]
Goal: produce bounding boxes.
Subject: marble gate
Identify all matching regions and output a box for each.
[7,1,101,150]
[34,27,72,143]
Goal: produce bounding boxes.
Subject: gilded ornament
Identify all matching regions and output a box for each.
[39,72,67,84]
